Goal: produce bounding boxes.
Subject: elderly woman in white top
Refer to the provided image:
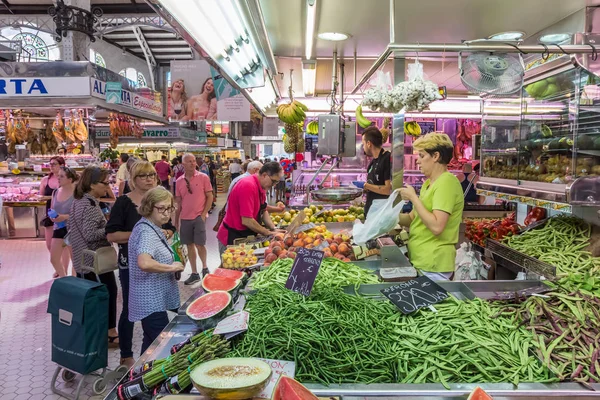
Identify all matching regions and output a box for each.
[128,187,184,354]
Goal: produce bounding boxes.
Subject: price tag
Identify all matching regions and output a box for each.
[33,164,42,172]
[285,248,324,296]
[295,223,316,233]
[380,276,449,314]
[214,310,249,339]
[254,359,296,399]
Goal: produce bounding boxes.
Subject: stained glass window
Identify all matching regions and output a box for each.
[137,72,147,87]
[89,49,106,67]
[12,33,49,61]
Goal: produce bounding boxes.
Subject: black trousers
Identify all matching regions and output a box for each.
[140,311,170,355]
[118,268,134,359]
[80,270,118,330]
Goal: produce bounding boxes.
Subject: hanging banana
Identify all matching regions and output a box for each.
[355,105,373,129]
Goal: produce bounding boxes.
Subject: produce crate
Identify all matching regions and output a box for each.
[486,239,557,278]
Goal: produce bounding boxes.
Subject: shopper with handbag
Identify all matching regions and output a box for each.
[68,166,120,347]
[106,161,176,368]
[128,187,184,354]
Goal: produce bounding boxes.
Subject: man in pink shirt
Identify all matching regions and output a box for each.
[175,153,214,285]
[217,162,283,254]
[155,155,172,190]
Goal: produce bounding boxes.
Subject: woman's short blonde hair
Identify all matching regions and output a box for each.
[413,132,454,165]
[129,161,156,191]
[139,186,174,218]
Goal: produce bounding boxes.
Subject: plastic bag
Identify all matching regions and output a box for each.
[407,59,424,81]
[454,242,484,281]
[352,191,405,244]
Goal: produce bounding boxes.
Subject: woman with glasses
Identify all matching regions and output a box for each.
[48,167,78,278]
[128,187,184,354]
[40,156,65,264]
[106,161,175,368]
[68,166,120,347]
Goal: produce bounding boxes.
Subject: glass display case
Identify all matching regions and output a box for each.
[0,174,45,238]
[478,57,600,206]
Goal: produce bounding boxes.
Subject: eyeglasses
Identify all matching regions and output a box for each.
[185,178,192,194]
[269,176,280,185]
[136,173,157,180]
[154,205,176,215]
[49,162,60,166]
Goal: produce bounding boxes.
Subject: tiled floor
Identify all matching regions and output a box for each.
[0,198,225,399]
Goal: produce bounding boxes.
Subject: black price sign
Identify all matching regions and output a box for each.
[380,276,449,314]
[285,248,324,296]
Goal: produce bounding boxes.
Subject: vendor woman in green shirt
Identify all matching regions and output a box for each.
[398,133,464,281]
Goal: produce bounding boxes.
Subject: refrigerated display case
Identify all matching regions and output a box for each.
[0,174,44,238]
[477,53,600,209]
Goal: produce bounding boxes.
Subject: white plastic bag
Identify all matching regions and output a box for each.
[352,191,405,244]
[454,242,483,281]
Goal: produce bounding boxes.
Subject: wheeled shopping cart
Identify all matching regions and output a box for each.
[47,276,126,399]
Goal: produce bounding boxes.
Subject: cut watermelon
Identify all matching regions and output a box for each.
[213,268,246,282]
[186,291,232,330]
[202,273,241,293]
[467,387,493,400]
[271,375,318,400]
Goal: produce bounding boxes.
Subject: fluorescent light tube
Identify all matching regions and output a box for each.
[305,0,317,59]
[302,60,317,97]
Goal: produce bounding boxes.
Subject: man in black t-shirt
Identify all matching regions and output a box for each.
[362,126,392,217]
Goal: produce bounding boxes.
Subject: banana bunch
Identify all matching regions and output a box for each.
[306,120,319,136]
[404,121,422,137]
[277,100,308,124]
[355,105,372,129]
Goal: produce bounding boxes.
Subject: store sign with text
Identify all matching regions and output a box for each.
[91,78,162,117]
[0,77,90,97]
[96,127,179,139]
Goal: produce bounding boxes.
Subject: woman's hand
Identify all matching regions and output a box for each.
[162,229,173,240]
[51,214,68,223]
[399,185,418,202]
[171,261,185,272]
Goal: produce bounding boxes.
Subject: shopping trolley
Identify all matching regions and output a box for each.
[47,276,126,399]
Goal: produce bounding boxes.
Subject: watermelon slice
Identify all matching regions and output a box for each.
[186,291,232,330]
[271,375,318,400]
[467,387,493,400]
[213,268,246,282]
[202,273,241,293]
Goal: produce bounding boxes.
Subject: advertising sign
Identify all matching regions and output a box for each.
[169,60,250,123]
[105,82,122,104]
[95,127,179,139]
[0,76,90,97]
[91,78,162,116]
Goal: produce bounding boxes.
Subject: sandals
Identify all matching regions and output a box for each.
[108,335,120,348]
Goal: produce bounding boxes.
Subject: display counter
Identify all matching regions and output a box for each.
[104,279,600,399]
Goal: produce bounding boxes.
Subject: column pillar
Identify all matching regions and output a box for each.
[60,0,92,62]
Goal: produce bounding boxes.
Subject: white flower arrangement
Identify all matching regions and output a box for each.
[362,63,442,113]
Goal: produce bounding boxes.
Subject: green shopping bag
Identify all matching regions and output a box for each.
[47,276,109,374]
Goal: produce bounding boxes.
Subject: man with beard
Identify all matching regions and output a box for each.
[362,126,392,217]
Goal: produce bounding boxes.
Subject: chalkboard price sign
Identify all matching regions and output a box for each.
[285,248,324,296]
[380,276,449,314]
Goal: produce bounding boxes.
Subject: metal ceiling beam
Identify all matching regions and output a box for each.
[1,0,13,15]
[132,25,156,90]
[0,3,154,15]
[100,36,146,61]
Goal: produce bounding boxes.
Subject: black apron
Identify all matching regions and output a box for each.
[223,202,267,245]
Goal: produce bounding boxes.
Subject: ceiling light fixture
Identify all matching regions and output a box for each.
[318,32,349,41]
[247,74,278,111]
[488,31,525,41]
[539,33,571,45]
[157,0,263,87]
[305,0,317,59]
[302,60,317,97]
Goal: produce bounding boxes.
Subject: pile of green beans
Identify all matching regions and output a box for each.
[252,258,380,290]
[497,291,600,385]
[505,215,600,276]
[229,286,555,386]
